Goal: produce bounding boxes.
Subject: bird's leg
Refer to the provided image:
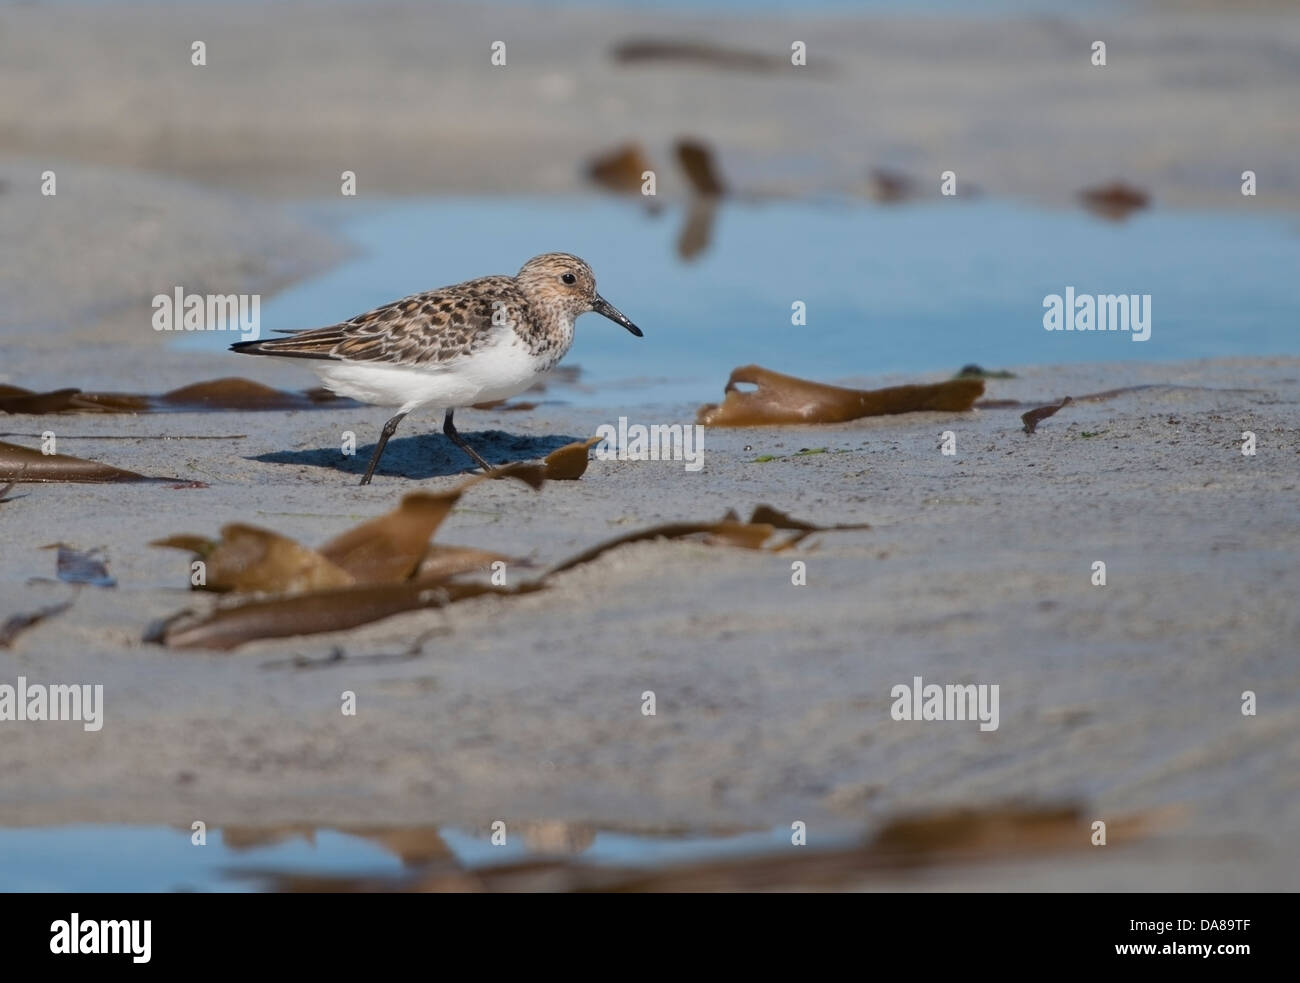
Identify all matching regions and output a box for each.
[359,411,407,485]
[443,409,495,473]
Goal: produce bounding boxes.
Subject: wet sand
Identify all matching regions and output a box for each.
[2,353,1297,889]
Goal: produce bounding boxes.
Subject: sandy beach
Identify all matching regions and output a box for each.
[3,353,1297,888]
[1,0,1298,891]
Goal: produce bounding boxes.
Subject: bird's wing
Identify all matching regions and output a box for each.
[237,276,522,365]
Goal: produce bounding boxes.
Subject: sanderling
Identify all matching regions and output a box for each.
[231,253,642,484]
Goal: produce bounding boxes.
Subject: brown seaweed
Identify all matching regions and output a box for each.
[149,468,549,647]
[150,467,870,649]
[318,492,467,585]
[675,139,726,196]
[868,168,916,203]
[0,385,147,414]
[154,466,545,595]
[159,378,329,410]
[0,440,155,482]
[541,436,602,480]
[0,600,75,649]
[1021,396,1073,434]
[546,506,869,577]
[153,526,355,594]
[1080,181,1150,221]
[955,364,1016,380]
[0,378,349,415]
[151,581,535,651]
[414,545,515,583]
[586,143,656,194]
[322,466,543,579]
[698,365,985,426]
[978,383,1265,412]
[611,38,832,75]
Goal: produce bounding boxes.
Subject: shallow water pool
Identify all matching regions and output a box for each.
[183,195,1299,406]
[0,823,803,892]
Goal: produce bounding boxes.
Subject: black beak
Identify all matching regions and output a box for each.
[592,294,643,337]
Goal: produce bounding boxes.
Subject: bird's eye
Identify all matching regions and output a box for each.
[561,273,577,285]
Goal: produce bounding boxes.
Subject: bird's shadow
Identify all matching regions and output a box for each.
[254,429,582,481]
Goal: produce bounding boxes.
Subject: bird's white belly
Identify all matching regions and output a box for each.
[303,340,550,413]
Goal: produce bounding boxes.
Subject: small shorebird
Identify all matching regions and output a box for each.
[231,253,642,484]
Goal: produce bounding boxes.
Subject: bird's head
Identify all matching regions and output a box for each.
[516,253,643,337]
